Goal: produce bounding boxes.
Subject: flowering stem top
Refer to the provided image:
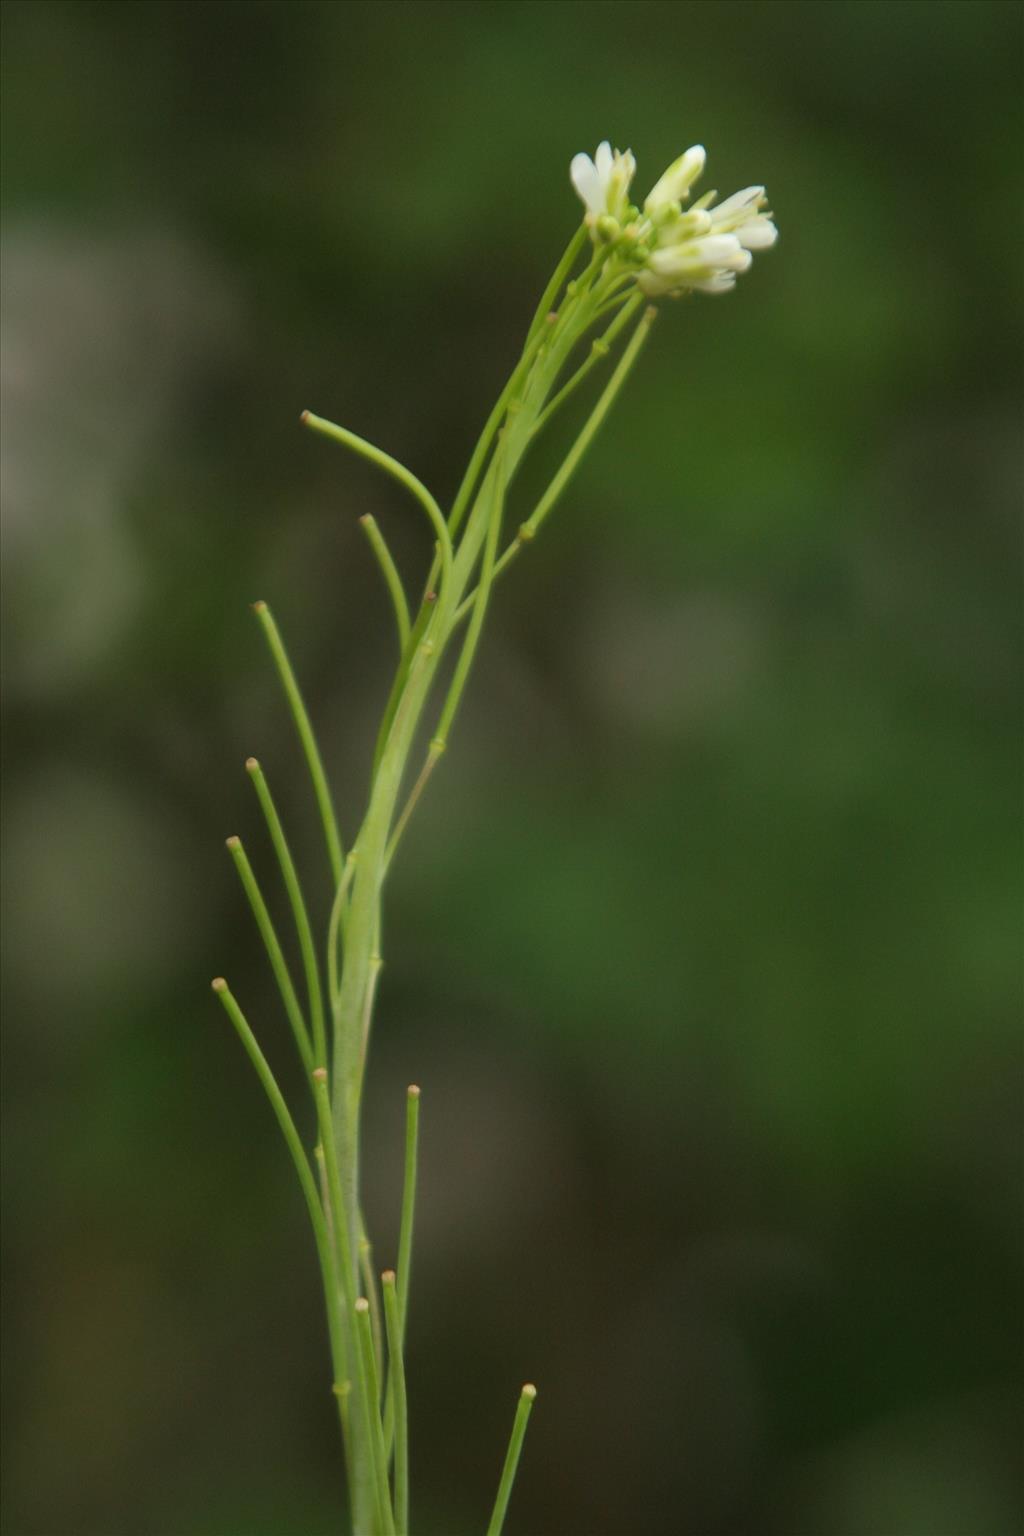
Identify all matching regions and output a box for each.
[217,132,778,1536]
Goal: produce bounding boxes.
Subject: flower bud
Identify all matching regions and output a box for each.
[643,145,706,219]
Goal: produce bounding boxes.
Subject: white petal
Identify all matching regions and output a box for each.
[594,141,613,179]
[646,246,688,276]
[666,145,706,197]
[570,153,603,214]
[637,268,673,297]
[693,272,737,294]
[692,233,747,269]
[738,218,777,250]
[711,185,765,220]
[644,143,706,215]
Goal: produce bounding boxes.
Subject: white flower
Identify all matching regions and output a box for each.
[707,186,778,251]
[643,144,706,220]
[570,141,637,224]
[638,233,752,298]
[566,139,776,297]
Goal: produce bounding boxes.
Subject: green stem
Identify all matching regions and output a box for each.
[245,757,326,1072]
[333,288,600,1237]
[432,439,507,752]
[524,223,588,347]
[384,743,442,868]
[331,630,441,1193]
[382,1273,409,1535]
[360,514,412,654]
[359,945,384,1079]
[485,1385,538,1536]
[520,306,657,542]
[314,1144,350,1391]
[396,1084,420,1338]
[590,266,641,316]
[302,410,453,604]
[451,305,653,630]
[371,592,438,784]
[225,835,313,1072]
[252,601,344,888]
[223,226,665,1536]
[327,850,360,1009]
[530,290,643,437]
[446,320,552,543]
[211,982,349,1451]
[359,1224,385,1386]
[384,441,509,862]
[384,1084,419,1459]
[318,272,650,1533]
[356,1298,396,1536]
[312,1073,360,1312]
[450,533,524,629]
[451,304,658,628]
[313,1069,376,1534]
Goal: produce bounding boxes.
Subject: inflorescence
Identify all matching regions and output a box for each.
[570,140,777,299]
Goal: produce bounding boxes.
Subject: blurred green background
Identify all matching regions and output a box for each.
[3,2,1022,1533]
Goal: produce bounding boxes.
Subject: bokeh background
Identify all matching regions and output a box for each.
[3,2,1022,1533]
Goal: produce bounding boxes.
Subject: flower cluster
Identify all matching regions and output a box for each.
[570,140,776,298]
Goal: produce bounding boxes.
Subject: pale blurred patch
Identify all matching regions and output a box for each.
[2,763,207,1028]
[572,580,767,736]
[1,224,237,695]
